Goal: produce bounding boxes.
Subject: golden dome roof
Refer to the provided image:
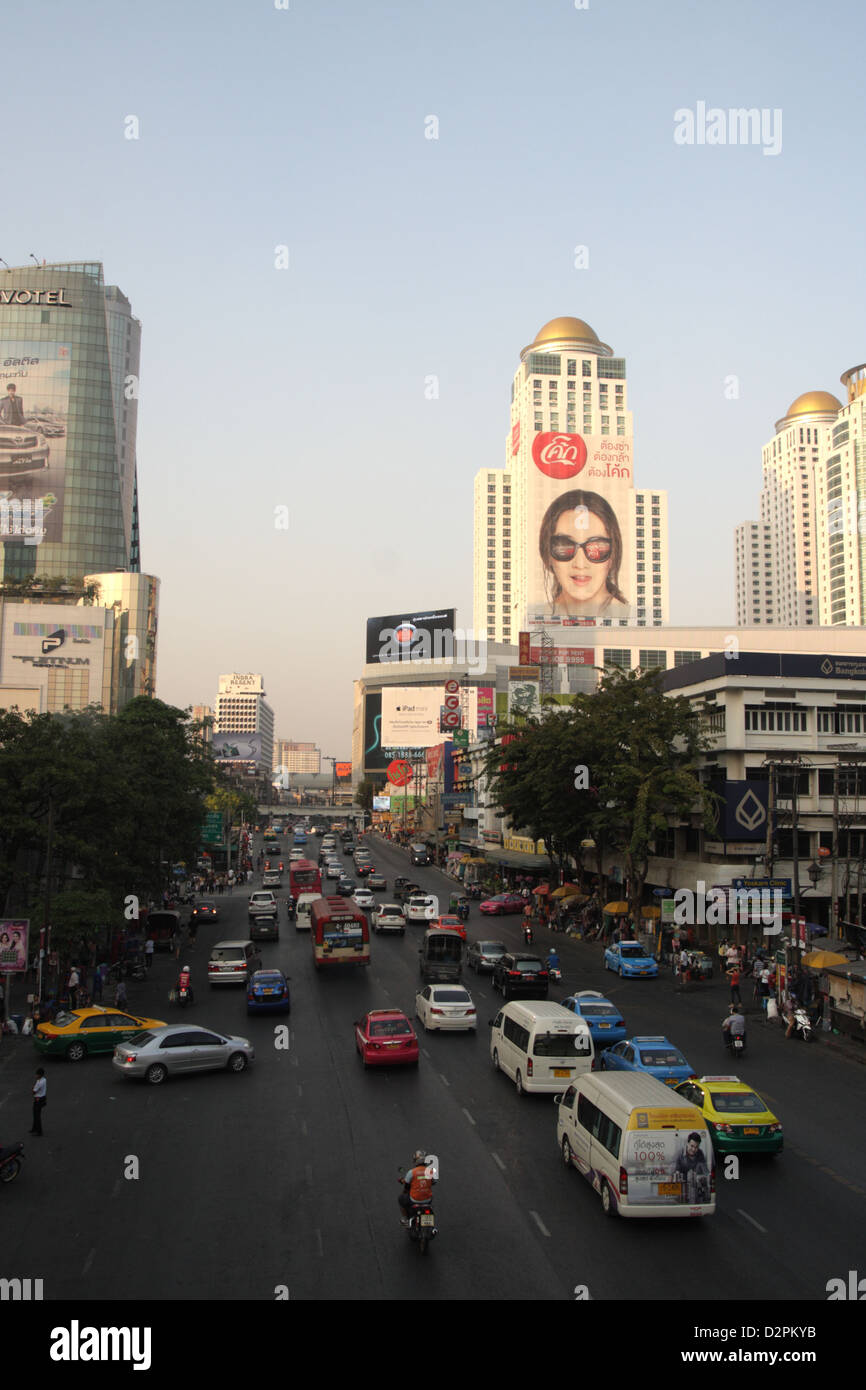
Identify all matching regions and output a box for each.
[784,390,842,419]
[522,316,612,358]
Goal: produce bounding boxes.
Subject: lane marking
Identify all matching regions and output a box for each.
[300,1119,308,1136]
[737,1209,768,1234]
[81,1248,95,1277]
[530,1210,551,1237]
[491,1152,506,1172]
[462,1108,476,1126]
[315,1229,324,1258]
[439,1074,450,1086]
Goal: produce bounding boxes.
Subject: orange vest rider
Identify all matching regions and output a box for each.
[178,969,191,991]
[407,1164,434,1203]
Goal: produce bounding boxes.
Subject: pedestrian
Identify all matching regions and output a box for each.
[30,1067,47,1136]
[145,938,154,970]
[67,965,80,1009]
[91,963,103,1003]
[760,966,771,1013]
[115,978,128,1010]
[728,966,741,1006]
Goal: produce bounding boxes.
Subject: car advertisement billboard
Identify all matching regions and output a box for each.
[0,341,71,545]
[526,432,633,625]
[365,609,456,665]
[212,732,263,762]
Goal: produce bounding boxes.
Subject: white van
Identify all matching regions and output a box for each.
[295,892,323,931]
[489,1001,594,1095]
[555,1072,716,1219]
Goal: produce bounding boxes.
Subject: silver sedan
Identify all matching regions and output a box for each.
[113,1025,255,1085]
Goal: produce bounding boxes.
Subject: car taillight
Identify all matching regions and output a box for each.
[508,970,520,977]
[125,1054,137,1063]
[539,970,549,978]
[526,1058,533,1076]
[431,1008,444,1015]
[466,1008,476,1015]
[618,1167,628,1195]
[768,1123,783,1133]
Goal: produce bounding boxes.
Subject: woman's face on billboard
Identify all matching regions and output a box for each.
[549,507,612,608]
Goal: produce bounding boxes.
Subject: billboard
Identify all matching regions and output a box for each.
[372,795,391,811]
[366,609,456,665]
[218,673,263,694]
[213,732,263,761]
[0,918,28,974]
[2,607,105,707]
[0,341,72,545]
[508,679,541,718]
[335,761,352,779]
[381,685,485,747]
[526,432,633,624]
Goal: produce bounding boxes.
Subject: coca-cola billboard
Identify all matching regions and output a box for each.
[527,431,633,623]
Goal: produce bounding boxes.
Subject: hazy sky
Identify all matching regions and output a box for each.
[4,0,864,755]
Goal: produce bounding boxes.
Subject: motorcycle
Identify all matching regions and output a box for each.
[523,925,534,946]
[723,1030,746,1057]
[173,983,193,1008]
[405,1200,438,1254]
[547,964,562,983]
[0,1142,24,1185]
[789,1007,815,1042]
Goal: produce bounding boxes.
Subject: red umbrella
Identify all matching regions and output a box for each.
[533,884,550,895]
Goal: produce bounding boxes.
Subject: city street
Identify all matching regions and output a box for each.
[1,831,864,1303]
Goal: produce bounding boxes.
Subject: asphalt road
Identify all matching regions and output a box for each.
[1,829,864,1302]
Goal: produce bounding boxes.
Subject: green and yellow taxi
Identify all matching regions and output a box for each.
[35,1006,167,1063]
[674,1075,783,1155]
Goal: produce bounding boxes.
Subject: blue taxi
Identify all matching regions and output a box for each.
[600,1035,697,1087]
[560,991,626,1047]
[603,941,658,978]
[246,969,291,1015]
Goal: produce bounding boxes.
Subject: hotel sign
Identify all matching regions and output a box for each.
[0,289,72,307]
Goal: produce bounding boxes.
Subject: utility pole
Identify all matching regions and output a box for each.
[832,762,839,938]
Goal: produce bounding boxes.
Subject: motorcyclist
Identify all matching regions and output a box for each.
[457,898,469,922]
[546,948,561,976]
[176,964,194,1003]
[721,1004,745,1048]
[398,1149,435,1226]
[523,919,534,945]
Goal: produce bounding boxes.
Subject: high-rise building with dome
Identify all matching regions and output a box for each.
[474,316,669,645]
[735,369,866,626]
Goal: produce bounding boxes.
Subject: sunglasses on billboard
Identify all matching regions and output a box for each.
[549,534,612,563]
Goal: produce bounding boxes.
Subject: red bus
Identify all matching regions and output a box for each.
[311,896,370,971]
[289,858,322,899]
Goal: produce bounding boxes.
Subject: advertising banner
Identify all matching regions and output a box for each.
[372,795,391,811]
[508,680,541,718]
[476,686,494,728]
[622,1119,713,1206]
[363,690,386,770]
[366,609,456,665]
[212,732,263,761]
[723,780,769,841]
[529,645,595,665]
[335,761,352,779]
[0,341,71,545]
[0,918,28,973]
[527,431,633,624]
[381,686,482,748]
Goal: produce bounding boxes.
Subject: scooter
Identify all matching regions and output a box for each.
[0,1142,24,1184]
[547,964,562,984]
[173,984,193,1008]
[523,925,534,946]
[405,1200,437,1254]
[723,1030,746,1057]
[789,1007,815,1042]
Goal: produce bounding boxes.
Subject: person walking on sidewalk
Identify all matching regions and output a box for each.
[728,965,741,1006]
[30,1068,47,1136]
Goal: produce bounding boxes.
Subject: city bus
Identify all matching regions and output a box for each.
[311,896,370,970]
[289,858,322,900]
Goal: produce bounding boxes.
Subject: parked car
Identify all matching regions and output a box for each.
[479,893,525,916]
[113,1025,255,1084]
[601,1036,697,1087]
[354,1010,419,1068]
[246,969,291,1014]
[603,941,659,978]
[466,939,508,974]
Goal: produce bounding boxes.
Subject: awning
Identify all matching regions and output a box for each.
[604,900,629,914]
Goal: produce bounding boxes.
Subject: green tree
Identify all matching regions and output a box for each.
[355,778,377,814]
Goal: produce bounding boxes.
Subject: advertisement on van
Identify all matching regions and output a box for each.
[624,1111,713,1206]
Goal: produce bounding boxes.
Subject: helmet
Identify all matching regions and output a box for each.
[183,965,190,972]
[412,1149,426,1164]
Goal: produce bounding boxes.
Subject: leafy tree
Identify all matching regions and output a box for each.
[355,778,376,814]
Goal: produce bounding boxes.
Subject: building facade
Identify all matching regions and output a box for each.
[272,739,321,775]
[214,673,274,774]
[474,316,669,649]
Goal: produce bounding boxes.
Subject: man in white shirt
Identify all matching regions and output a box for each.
[30,1068,47,1136]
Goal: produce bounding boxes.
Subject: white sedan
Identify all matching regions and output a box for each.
[415,984,477,1032]
[353,888,375,910]
[372,903,406,934]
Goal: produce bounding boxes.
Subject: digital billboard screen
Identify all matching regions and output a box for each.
[366,609,456,665]
[213,732,262,761]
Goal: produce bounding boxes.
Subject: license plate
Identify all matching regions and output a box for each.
[263,989,275,995]
[658,1182,681,1195]
[13,454,32,464]
[743,1126,760,1135]
[420,1214,435,1227]
[599,1022,611,1029]
[553,1068,571,1077]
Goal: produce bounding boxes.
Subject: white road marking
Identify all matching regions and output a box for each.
[530,1210,551,1237]
[439,1074,450,1086]
[300,1119,308,1136]
[737,1209,768,1234]
[462,1108,476,1125]
[491,1152,506,1172]
[315,1229,324,1257]
[81,1248,96,1276]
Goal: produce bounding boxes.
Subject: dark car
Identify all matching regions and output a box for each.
[343,842,355,855]
[146,910,180,950]
[249,911,279,942]
[492,953,549,1000]
[337,878,356,897]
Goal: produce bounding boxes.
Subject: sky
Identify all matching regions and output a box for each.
[3,0,864,756]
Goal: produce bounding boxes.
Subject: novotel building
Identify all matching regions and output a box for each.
[0,261,143,581]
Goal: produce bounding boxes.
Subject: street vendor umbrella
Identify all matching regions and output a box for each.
[533,884,550,895]
[604,901,628,914]
[551,883,580,899]
[641,905,660,919]
[801,950,848,970]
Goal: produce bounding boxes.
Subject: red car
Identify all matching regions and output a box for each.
[479,893,526,916]
[432,915,467,941]
[354,1010,419,1068]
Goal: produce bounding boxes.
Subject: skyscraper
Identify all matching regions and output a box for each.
[474,316,669,642]
[0,262,141,580]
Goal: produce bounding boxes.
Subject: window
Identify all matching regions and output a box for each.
[603,649,630,670]
[744,706,808,732]
[639,650,666,672]
[582,360,592,376]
